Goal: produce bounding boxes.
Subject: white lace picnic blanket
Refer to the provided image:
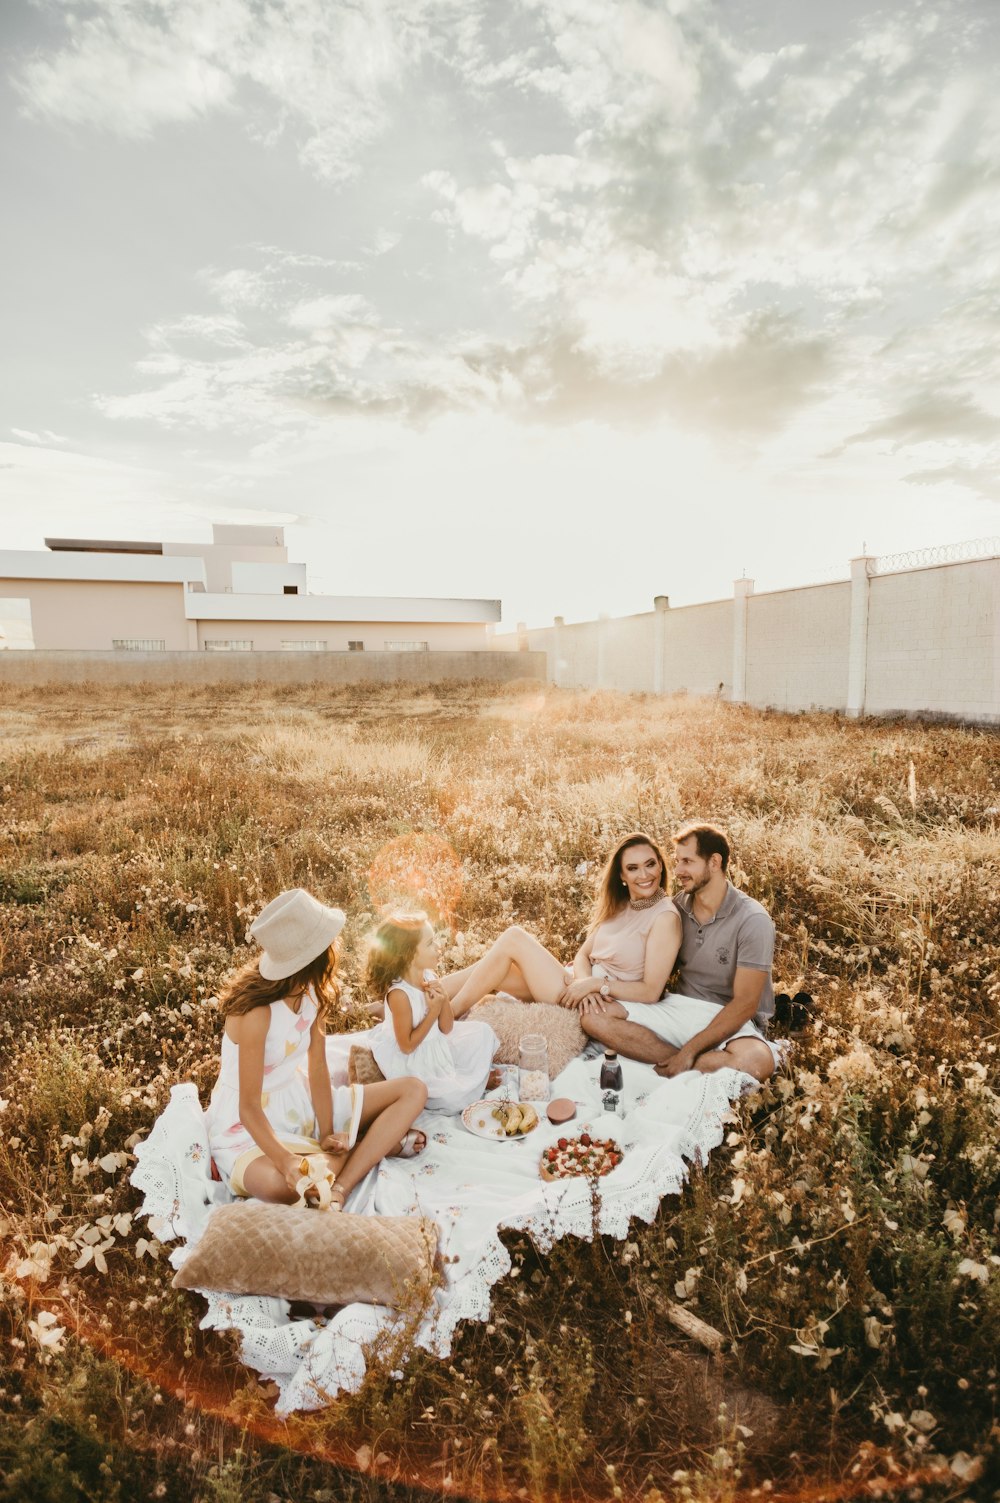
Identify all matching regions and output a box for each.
[131,1033,759,1413]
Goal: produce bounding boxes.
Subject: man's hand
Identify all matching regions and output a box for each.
[654,1043,699,1078]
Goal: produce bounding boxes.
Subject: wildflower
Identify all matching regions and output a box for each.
[28,1311,66,1357]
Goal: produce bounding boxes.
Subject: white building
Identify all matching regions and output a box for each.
[0,526,501,652]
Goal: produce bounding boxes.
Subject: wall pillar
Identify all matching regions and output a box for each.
[846,555,873,718]
[653,594,670,695]
[516,620,529,652]
[552,615,564,687]
[597,612,609,689]
[732,577,754,703]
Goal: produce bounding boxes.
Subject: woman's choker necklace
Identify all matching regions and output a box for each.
[628,891,664,911]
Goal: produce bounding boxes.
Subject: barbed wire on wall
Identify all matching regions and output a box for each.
[869,536,1000,575]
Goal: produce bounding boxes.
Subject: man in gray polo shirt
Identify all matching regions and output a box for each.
[580,822,780,1082]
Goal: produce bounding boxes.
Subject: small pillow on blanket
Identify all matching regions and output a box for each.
[172,1203,439,1309]
[469,997,586,1078]
[348,1044,386,1085]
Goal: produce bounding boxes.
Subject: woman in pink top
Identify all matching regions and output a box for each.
[445,833,682,1016]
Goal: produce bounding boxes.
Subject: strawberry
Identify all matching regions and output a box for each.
[580,1133,591,1147]
[557,1138,568,1150]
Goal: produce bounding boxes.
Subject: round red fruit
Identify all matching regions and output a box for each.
[580,1133,591,1147]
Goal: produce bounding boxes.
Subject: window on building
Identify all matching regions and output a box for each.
[112,639,166,651]
[281,640,327,650]
[204,640,253,651]
[384,640,429,651]
[348,640,365,652]
[283,585,298,595]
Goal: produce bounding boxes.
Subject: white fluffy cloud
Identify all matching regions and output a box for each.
[14,0,439,179]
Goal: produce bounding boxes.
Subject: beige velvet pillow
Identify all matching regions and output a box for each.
[172,1204,439,1309]
[468,997,586,1078]
[348,1044,386,1085]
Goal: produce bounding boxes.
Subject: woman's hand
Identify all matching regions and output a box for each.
[282,1153,307,1197]
[558,976,604,1009]
[319,1130,350,1155]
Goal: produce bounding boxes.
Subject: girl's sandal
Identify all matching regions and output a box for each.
[396,1129,427,1159]
[329,1180,346,1212]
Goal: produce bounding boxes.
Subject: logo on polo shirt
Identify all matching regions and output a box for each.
[716,945,730,965]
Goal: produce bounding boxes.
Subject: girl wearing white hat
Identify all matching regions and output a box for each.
[205,889,427,1211]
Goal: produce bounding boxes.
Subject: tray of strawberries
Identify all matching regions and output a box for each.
[539,1131,622,1181]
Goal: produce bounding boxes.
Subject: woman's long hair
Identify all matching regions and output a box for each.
[365,911,427,998]
[587,831,668,933]
[218,944,340,1025]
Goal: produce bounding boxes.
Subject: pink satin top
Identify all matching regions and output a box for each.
[588,894,678,981]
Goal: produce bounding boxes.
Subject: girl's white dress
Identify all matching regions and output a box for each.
[370,977,497,1113]
[204,987,362,1185]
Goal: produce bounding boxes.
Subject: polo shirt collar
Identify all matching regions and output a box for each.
[676,881,737,926]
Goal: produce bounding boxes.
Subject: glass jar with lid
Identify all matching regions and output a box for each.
[517,1033,549,1102]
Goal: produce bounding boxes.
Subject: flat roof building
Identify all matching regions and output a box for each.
[0,526,502,652]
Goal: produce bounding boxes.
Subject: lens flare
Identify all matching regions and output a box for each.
[366,832,463,924]
[2,1266,957,1503]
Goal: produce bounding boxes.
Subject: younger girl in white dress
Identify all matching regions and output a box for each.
[366,912,498,1113]
[205,888,427,1210]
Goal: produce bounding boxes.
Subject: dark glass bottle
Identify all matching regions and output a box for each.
[599,1049,624,1091]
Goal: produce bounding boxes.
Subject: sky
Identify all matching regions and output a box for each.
[2,0,999,628]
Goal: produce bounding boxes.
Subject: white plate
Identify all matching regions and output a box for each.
[461,1100,537,1141]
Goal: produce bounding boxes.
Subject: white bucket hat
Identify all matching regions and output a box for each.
[249,889,346,980]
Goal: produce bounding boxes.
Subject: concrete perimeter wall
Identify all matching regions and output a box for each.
[745,582,851,711]
[0,649,546,688]
[497,552,999,723]
[865,559,999,720]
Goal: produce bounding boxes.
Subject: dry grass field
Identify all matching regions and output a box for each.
[1,679,998,1503]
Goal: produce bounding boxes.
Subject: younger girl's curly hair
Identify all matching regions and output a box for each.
[217,944,340,1025]
[365,911,429,998]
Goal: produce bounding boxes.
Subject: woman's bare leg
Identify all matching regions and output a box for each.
[439,960,533,1006]
[336,1077,428,1195]
[240,1157,298,1205]
[447,926,567,1015]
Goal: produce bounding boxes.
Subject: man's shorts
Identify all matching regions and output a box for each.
[620,994,784,1069]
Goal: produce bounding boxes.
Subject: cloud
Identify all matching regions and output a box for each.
[14,2,236,134]
[483,308,834,433]
[903,458,1000,503]
[10,428,68,446]
[12,0,427,180]
[840,392,1000,451]
[286,295,375,332]
[20,0,1000,485]
[95,236,832,440]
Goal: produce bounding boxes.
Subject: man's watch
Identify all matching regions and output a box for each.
[599,981,611,998]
